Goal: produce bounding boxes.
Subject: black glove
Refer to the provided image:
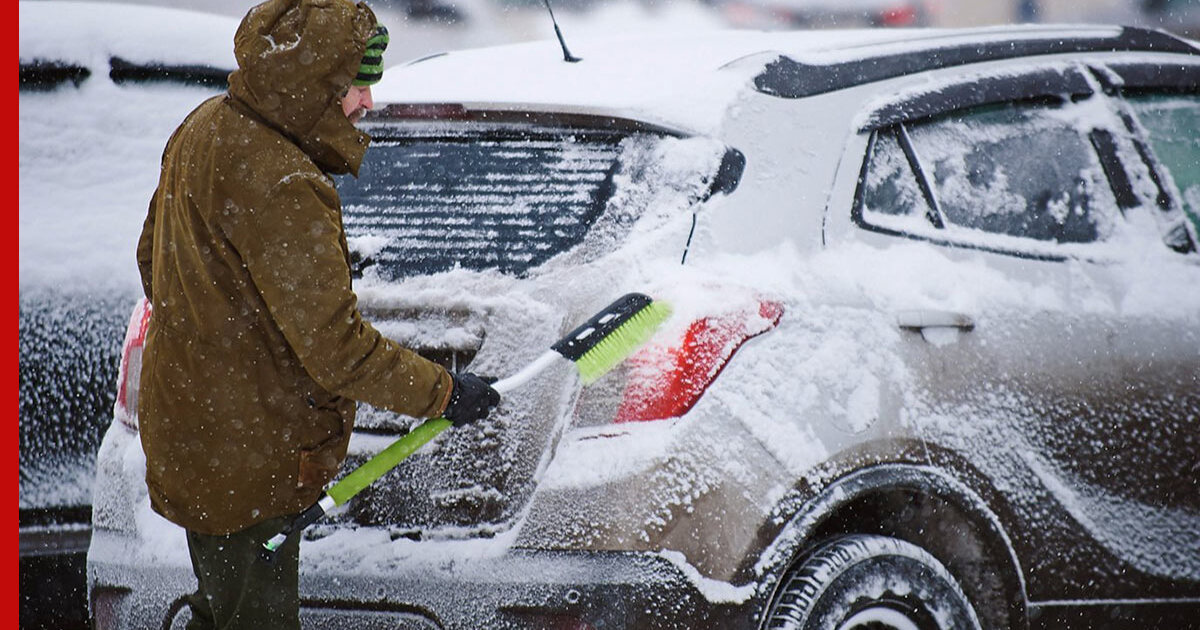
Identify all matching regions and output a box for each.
[442,372,501,427]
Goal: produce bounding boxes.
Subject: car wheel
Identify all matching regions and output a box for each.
[763,534,981,630]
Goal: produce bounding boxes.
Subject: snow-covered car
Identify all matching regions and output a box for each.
[88,24,1200,630]
[19,2,236,627]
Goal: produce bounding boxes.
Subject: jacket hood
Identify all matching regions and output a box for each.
[228,0,375,175]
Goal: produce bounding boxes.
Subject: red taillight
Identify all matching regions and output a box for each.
[115,298,152,431]
[614,299,783,423]
[879,5,919,26]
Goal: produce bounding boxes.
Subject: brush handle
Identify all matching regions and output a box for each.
[492,350,558,393]
[261,420,455,564]
[259,494,336,564]
[326,418,451,505]
[259,352,561,564]
[259,293,664,563]
[323,361,538,507]
[320,295,652,510]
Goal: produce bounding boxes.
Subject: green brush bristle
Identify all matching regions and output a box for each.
[575,300,672,384]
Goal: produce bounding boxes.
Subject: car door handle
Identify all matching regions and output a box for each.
[896,310,975,332]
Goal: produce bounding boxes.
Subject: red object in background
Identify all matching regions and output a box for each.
[879,5,920,26]
[615,299,784,423]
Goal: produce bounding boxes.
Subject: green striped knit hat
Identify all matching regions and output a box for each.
[353,25,388,86]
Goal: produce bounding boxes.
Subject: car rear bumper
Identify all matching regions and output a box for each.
[88,529,760,629]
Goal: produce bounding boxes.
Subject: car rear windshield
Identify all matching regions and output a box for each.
[336,123,628,279]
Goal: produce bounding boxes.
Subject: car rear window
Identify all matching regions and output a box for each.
[336,124,627,279]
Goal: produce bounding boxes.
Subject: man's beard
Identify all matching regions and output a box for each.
[347,108,367,124]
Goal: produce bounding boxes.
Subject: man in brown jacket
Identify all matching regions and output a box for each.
[135,1,499,627]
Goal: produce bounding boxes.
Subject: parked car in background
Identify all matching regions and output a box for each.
[714,0,933,30]
[89,22,1199,630]
[18,3,235,628]
[370,0,467,23]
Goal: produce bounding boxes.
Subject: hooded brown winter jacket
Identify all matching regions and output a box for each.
[136,0,453,535]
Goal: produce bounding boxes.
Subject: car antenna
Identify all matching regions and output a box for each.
[542,0,581,63]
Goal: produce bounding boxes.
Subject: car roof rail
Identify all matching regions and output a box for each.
[755,26,1199,100]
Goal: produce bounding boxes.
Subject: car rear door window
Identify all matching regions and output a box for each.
[856,97,1133,256]
[906,101,1119,244]
[1124,93,1200,237]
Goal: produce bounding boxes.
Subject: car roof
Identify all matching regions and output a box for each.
[377,25,1198,134]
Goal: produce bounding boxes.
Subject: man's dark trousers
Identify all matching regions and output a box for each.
[185,514,301,630]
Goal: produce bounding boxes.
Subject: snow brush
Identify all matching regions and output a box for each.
[259,293,670,563]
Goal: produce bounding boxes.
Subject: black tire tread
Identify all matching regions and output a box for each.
[765,534,979,630]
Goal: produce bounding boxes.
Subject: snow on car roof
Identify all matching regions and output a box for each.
[19,1,237,69]
[376,24,1143,134]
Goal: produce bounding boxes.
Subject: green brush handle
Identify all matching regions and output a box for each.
[260,417,454,564]
[323,367,529,506]
[322,293,666,506]
[326,417,452,506]
[259,293,668,564]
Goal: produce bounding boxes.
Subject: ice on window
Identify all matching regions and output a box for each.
[906,102,1118,245]
[861,128,930,229]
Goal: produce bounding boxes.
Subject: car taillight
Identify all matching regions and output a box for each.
[613,298,784,423]
[114,297,151,432]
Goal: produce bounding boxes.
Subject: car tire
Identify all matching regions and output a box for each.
[763,534,982,630]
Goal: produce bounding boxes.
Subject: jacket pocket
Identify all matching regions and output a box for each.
[297,444,341,490]
[296,390,353,490]
[297,423,347,490]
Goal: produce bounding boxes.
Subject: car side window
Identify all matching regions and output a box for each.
[1124,93,1200,240]
[905,101,1118,244]
[856,97,1131,256]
